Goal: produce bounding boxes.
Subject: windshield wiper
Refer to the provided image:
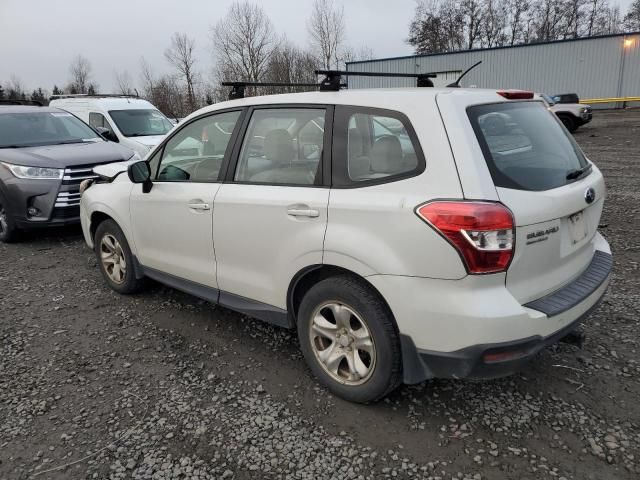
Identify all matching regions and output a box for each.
[126,133,152,137]
[566,163,592,180]
[50,139,87,145]
[0,145,29,149]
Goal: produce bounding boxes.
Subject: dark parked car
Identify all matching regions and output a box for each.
[0,105,137,242]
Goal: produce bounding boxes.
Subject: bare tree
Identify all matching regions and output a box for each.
[625,0,640,30]
[139,57,156,97]
[340,45,375,64]
[212,1,278,83]
[7,75,25,99]
[68,55,93,94]
[114,70,135,95]
[165,32,198,111]
[307,0,346,70]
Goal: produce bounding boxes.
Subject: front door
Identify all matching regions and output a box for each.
[213,106,331,309]
[130,109,243,288]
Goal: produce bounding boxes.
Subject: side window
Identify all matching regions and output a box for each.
[234,108,326,186]
[89,112,116,136]
[156,110,241,182]
[347,112,420,182]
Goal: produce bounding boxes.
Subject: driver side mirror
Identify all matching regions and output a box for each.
[96,127,119,143]
[128,160,153,193]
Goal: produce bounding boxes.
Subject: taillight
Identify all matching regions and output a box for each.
[497,90,534,100]
[416,201,515,274]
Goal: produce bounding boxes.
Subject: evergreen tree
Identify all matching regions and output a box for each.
[0,84,5,100]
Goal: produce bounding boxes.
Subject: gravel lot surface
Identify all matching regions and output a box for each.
[1,109,639,480]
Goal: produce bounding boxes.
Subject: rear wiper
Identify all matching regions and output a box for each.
[566,163,592,180]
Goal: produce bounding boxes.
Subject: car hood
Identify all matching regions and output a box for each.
[129,135,165,148]
[0,141,135,168]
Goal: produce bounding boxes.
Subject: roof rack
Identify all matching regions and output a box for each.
[0,99,43,106]
[221,81,324,100]
[221,64,480,99]
[315,69,445,90]
[49,93,140,100]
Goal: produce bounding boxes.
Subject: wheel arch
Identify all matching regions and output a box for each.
[288,264,426,385]
[287,264,397,333]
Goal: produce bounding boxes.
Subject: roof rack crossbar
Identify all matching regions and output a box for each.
[48,93,140,100]
[315,69,439,90]
[0,99,43,106]
[221,81,323,100]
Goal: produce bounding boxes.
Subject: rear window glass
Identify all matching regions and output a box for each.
[468,102,589,191]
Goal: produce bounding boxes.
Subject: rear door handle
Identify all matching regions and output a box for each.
[287,206,319,218]
[188,200,211,211]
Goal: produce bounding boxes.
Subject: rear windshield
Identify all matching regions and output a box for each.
[468,102,589,191]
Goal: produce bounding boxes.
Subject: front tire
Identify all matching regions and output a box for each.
[0,199,18,243]
[558,114,577,132]
[94,219,145,294]
[297,275,402,403]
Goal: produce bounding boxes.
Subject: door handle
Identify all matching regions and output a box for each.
[188,200,211,211]
[287,206,319,218]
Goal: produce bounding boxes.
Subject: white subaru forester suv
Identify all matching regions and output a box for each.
[80,87,612,403]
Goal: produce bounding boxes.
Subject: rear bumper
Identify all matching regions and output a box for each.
[403,280,607,380]
[367,238,612,384]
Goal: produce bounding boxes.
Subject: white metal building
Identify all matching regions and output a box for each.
[346,32,640,106]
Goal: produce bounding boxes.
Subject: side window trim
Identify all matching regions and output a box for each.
[152,107,247,184]
[331,105,426,189]
[222,104,334,188]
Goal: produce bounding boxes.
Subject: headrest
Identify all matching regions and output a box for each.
[482,114,509,136]
[264,129,294,164]
[348,128,363,159]
[371,135,402,174]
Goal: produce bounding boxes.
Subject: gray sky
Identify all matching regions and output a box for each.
[0,0,634,92]
[0,0,418,92]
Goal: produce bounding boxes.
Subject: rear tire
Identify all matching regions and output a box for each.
[297,275,402,403]
[558,114,577,132]
[0,198,18,243]
[94,219,145,294]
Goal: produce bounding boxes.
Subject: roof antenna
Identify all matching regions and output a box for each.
[447,61,482,88]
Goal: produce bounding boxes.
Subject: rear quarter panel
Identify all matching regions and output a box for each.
[324,97,467,279]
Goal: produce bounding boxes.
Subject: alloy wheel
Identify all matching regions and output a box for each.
[100,234,127,284]
[309,302,376,385]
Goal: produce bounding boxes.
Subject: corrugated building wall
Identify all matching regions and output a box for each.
[347,32,640,106]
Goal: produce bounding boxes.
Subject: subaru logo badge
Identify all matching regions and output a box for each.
[584,187,596,204]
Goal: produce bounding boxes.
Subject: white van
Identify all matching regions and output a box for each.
[49,95,174,157]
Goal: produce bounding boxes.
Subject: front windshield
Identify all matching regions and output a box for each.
[0,111,102,148]
[108,109,173,137]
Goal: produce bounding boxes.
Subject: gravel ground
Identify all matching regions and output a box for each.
[1,109,639,480]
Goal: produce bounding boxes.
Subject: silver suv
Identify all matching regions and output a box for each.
[80,87,612,403]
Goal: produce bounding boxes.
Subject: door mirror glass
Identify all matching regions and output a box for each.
[96,126,118,142]
[128,160,151,183]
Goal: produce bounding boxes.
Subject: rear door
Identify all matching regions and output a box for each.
[212,105,332,310]
[465,100,605,303]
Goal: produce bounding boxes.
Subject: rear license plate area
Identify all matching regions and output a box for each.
[568,210,588,244]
